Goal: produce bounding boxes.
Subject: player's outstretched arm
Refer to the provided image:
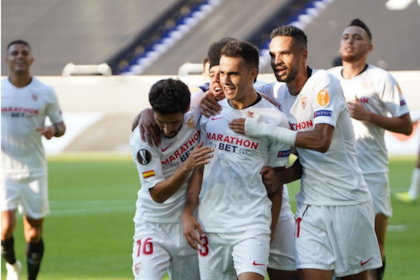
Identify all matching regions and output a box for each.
[35,121,66,140]
[200,91,222,117]
[230,117,333,153]
[132,108,161,147]
[150,141,213,203]
[182,165,205,250]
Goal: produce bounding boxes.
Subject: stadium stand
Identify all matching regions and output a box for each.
[1,0,186,75]
[259,0,420,72]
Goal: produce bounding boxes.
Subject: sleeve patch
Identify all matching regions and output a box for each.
[314,110,332,118]
[277,150,291,157]
[137,149,152,165]
[142,170,155,178]
[317,90,330,106]
[400,99,406,106]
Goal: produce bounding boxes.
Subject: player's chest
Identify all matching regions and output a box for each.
[285,94,315,132]
[1,91,46,118]
[341,79,380,106]
[160,129,200,168]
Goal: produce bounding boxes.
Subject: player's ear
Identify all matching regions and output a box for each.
[29,56,34,65]
[368,44,373,53]
[250,67,258,81]
[301,49,308,63]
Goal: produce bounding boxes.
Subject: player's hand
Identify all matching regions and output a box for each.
[201,91,222,117]
[139,109,161,147]
[181,212,204,250]
[229,111,265,136]
[347,97,371,122]
[35,126,55,140]
[260,166,280,194]
[184,141,213,172]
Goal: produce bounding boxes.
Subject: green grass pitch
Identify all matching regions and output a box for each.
[1,154,419,280]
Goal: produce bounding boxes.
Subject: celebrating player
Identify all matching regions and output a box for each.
[228,26,382,280]
[130,78,213,280]
[328,19,413,280]
[1,40,66,280]
[182,40,292,280]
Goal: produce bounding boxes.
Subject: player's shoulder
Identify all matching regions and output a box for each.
[255,98,288,126]
[365,64,394,81]
[310,68,340,87]
[191,82,209,95]
[327,66,343,77]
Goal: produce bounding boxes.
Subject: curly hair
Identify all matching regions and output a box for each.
[270,25,308,50]
[7,40,31,51]
[149,79,190,115]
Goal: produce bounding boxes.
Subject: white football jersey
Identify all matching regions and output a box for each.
[1,77,63,175]
[130,87,204,223]
[258,69,371,206]
[198,96,291,233]
[329,65,410,174]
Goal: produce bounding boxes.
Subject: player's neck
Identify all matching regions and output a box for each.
[287,65,311,96]
[228,87,258,110]
[342,60,368,79]
[9,72,32,88]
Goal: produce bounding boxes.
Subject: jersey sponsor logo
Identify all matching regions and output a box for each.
[142,170,155,178]
[360,256,373,266]
[134,262,141,275]
[252,260,264,266]
[290,120,313,131]
[186,114,195,128]
[314,110,332,118]
[137,149,152,165]
[277,150,291,157]
[206,133,259,150]
[400,99,407,106]
[31,93,39,101]
[161,143,172,152]
[317,90,330,106]
[161,131,200,165]
[1,106,39,115]
[301,96,307,110]
[359,97,369,104]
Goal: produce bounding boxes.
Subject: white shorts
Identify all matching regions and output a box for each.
[1,172,49,219]
[363,172,392,217]
[199,229,270,280]
[294,201,382,277]
[269,214,296,271]
[132,221,199,280]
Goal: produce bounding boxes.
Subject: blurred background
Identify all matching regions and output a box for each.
[1,0,420,279]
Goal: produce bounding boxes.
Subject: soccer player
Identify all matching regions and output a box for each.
[395,143,420,203]
[1,40,66,280]
[328,19,413,280]
[228,26,382,280]
[182,40,292,280]
[130,78,213,280]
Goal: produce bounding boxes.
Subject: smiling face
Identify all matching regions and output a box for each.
[219,55,256,102]
[5,43,34,75]
[269,36,306,83]
[209,65,224,99]
[339,26,372,63]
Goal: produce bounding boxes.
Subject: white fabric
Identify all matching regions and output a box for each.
[198,97,291,233]
[363,172,392,217]
[245,118,297,146]
[198,230,270,280]
[1,77,63,175]
[1,172,49,219]
[294,201,381,277]
[132,222,199,280]
[258,70,371,206]
[269,213,296,271]
[329,65,410,174]
[130,87,204,223]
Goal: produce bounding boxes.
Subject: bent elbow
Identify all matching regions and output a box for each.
[404,125,413,136]
[316,139,331,153]
[150,191,167,204]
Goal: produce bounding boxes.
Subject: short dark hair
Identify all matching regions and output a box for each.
[348,18,372,41]
[149,79,190,115]
[7,40,31,51]
[220,40,259,70]
[208,37,236,69]
[270,25,308,50]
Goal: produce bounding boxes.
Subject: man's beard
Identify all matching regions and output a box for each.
[274,66,299,83]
